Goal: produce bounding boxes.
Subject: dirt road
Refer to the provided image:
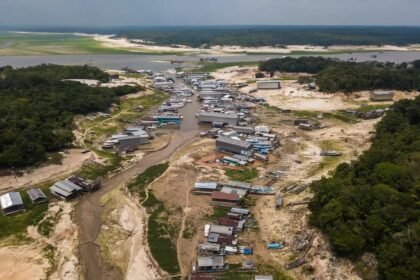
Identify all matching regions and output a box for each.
[75,98,200,280]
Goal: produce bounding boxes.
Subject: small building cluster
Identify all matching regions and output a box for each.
[50,176,100,201]
[0,187,49,216]
[193,180,275,199]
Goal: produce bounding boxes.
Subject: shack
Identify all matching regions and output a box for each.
[209,225,234,236]
[50,180,83,200]
[216,137,253,155]
[0,192,25,215]
[26,188,48,204]
[257,80,281,90]
[196,256,225,272]
[198,112,238,127]
[255,276,274,280]
[211,192,240,207]
[370,90,394,101]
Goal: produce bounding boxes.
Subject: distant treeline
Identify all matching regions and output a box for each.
[259,57,420,92]
[309,96,420,279]
[0,65,139,168]
[116,26,420,47]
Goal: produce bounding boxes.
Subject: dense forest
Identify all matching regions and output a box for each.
[309,97,420,279]
[115,26,420,47]
[0,65,139,168]
[259,57,420,92]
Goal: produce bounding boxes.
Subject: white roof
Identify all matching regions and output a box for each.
[195,182,218,190]
[0,192,23,209]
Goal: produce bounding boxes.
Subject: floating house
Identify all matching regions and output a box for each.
[198,112,239,127]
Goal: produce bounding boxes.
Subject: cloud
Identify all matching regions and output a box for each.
[0,0,419,26]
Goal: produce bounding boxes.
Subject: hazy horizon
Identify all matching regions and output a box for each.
[1,0,420,27]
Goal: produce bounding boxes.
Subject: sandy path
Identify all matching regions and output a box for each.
[0,149,93,192]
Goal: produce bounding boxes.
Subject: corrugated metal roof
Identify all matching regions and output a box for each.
[0,192,23,209]
[255,276,274,280]
[50,185,72,197]
[54,180,82,193]
[210,225,234,236]
[27,188,47,201]
[216,137,253,150]
[195,182,218,190]
[221,187,247,198]
[211,192,240,202]
[198,112,238,119]
[197,256,224,267]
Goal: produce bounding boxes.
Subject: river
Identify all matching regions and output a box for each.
[1,51,420,72]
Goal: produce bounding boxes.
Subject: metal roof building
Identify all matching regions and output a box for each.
[198,112,238,126]
[26,188,48,204]
[0,192,25,215]
[197,256,225,271]
[194,182,219,191]
[50,180,83,200]
[255,276,274,280]
[257,80,281,90]
[216,137,253,155]
[209,225,234,236]
[370,90,394,101]
[221,186,248,198]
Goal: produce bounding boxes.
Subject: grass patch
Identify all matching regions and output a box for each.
[193,61,259,73]
[206,206,230,221]
[145,192,180,275]
[357,103,390,112]
[37,216,55,237]
[0,32,183,56]
[225,168,259,182]
[128,162,169,202]
[0,185,51,240]
[126,162,179,274]
[42,244,58,279]
[294,110,358,124]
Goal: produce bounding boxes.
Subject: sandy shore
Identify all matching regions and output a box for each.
[92,34,420,55]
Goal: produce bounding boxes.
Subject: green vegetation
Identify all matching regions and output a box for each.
[118,26,420,47]
[126,162,179,274]
[128,162,170,202]
[206,206,230,221]
[194,61,259,73]
[260,57,420,93]
[144,192,180,275]
[37,216,55,237]
[0,186,50,240]
[0,32,181,56]
[0,64,139,168]
[225,168,259,182]
[309,97,420,279]
[42,244,58,279]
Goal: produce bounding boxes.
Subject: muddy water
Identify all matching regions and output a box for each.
[75,98,200,280]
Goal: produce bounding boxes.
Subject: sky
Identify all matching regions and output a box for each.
[1,0,420,27]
